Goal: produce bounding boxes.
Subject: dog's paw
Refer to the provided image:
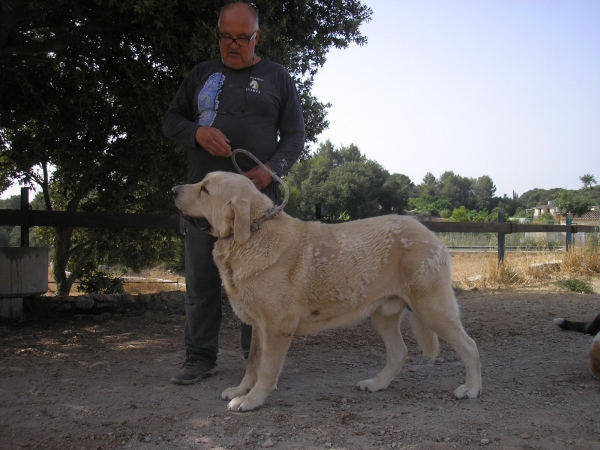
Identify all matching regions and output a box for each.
[221,386,246,400]
[453,384,480,399]
[356,378,389,392]
[227,395,264,412]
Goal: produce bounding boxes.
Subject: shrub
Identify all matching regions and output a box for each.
[78,268,125,294]
[555,278,594,294]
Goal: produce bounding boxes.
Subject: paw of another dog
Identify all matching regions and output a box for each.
[453,384,480,399]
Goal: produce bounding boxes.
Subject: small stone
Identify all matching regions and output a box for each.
[480,438,490,445]
[262,438,274,448]
[520,434,531,440]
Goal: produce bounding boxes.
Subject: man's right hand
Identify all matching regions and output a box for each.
[195,126,232,157]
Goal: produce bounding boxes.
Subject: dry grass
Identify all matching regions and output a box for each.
[452,246,600,293]
[122,279,184,295]
[46,248,600,296]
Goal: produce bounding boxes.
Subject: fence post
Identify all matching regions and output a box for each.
[20,187,30,248]
[566,216,572,251]
[498,212,505,263]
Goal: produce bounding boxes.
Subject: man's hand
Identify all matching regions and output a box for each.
[244,165,274,191]
[195,126,232,157]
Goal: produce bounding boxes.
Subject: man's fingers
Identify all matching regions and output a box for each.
[196,127,231,156]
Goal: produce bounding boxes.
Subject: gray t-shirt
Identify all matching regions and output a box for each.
[162,59,305,192]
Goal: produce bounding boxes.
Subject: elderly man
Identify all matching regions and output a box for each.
[162,2,305,384]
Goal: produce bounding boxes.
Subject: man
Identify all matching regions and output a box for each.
[162,2,305,385]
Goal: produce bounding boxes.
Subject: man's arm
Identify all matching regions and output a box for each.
[266,71,306,176]
[163,66,232,156]
[162,68,201,149]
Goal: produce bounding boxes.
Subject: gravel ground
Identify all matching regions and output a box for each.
[1,288,599,450]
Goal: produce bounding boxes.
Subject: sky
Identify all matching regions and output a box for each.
[310,0,600,198]
[2,0,599,200]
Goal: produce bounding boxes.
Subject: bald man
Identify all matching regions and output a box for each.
[163,2,305,384]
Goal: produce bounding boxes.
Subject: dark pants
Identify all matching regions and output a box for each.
[181,217,222,363]
[181,180,279,362]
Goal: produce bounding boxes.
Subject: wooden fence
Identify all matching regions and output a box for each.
[1,188,597,262]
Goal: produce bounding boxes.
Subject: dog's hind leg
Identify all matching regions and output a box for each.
[226,326,294,411]
[356,310,407,392]
[416,299,481,399]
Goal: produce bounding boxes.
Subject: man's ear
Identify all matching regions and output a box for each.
[230,197,251,244]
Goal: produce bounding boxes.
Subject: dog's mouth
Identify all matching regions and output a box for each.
[181,214,211,232]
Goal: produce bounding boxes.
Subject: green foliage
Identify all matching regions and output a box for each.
[286,141,413,220]
[555,278,594,294]
[554,189,592,218]
[472,175,497,211]
[519,188,563,209]
[77,267,125,295]
[0,0,372,294]
[437,171,475,209]
[534,212,556,225]
[579,174,597,190]
[448,206,470,222]
[409,194,453,217]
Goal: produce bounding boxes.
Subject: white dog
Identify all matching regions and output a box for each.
[173,172,481,411]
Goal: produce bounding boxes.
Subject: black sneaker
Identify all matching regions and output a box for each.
[170,356,217,385]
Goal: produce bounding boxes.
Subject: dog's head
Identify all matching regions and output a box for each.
[172,172,274,244]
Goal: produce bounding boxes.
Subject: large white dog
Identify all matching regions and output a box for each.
[173,172,481,411]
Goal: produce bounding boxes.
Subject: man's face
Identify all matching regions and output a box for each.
[218,6,260,70]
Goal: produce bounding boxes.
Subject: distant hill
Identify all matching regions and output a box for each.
[519,185,600,209]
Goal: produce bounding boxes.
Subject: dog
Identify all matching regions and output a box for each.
[173,171,481,411]
[555,313,600,380]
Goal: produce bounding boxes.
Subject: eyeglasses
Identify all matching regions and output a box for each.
[217,30,258,47]
[214,63,253,115]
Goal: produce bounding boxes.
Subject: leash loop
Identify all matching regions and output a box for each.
[231,149,289,230]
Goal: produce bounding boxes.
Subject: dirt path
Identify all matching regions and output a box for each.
[1,289,599,449]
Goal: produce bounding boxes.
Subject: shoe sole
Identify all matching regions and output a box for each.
[170,367,218,385]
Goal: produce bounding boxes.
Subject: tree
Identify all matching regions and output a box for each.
[579,174,597,190]
[437,171,474,209]
[0,0,372,294]
[415,172,438,197]
[472,175,497,212]
[378,173,414,215]
[287,142,413,220]
[554,189,592,218]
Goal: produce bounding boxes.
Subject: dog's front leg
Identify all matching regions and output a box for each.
[221,324,261,400]
[227,328,293,412]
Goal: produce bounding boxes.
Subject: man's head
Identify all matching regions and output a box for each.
[217,2,261,70]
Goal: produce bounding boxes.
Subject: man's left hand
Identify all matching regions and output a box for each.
[244,165,273,191]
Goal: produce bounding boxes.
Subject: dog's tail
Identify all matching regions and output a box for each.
[555,314,600,336]
[411,314,439,362]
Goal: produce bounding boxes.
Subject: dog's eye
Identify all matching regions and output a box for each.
[201,186,209,196]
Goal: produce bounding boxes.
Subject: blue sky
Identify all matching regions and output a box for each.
[2,0,599,201]
[310,0,600,197]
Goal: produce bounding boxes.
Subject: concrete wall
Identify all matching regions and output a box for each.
[0,247,49,318]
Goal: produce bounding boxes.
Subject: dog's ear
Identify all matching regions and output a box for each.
[230,197,251,244]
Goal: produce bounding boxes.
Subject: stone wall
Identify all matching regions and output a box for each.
[21,291,186,319]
